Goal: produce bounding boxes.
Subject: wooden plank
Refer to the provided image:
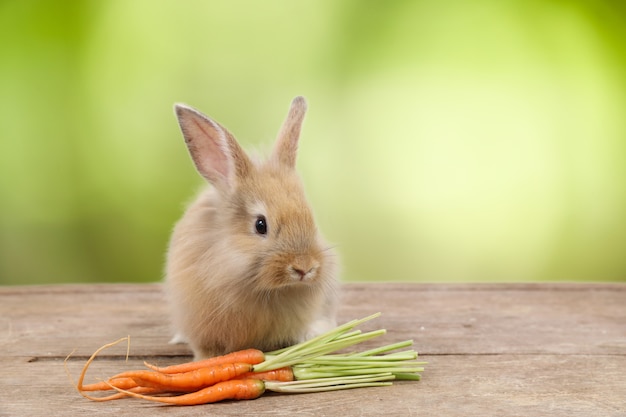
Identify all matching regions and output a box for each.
[1,283,624,357]
[1,355,624,417]
[0,283,624,415]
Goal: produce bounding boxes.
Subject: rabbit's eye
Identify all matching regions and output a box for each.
[255,215,268,235]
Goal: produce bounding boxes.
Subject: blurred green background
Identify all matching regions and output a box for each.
[1,0,625,285]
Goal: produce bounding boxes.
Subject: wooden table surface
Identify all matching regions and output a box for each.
[0,283,624,416]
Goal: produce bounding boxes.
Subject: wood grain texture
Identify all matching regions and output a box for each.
[0,283,624,416]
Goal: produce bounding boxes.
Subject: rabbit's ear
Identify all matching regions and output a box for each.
[175,104,252,189]
[272,96,307,169]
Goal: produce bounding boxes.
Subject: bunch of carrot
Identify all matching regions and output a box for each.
[66,313,425,405]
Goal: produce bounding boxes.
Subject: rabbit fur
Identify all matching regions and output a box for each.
[165,97,338,359]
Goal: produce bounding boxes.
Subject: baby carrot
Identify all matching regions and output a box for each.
[80,377,137,392]
[83,364,292,394]
[81,386,162,402]
[122,362,253,391]
[242,367,294,382]
[108,378,266,405]
[144,348,265,374]
[83,364,287,392]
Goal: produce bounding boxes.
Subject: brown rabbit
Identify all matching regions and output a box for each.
[166,97,339,359]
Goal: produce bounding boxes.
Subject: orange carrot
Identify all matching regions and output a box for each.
[144,348,265,374]
[80,377,137,392]
[243,366,294,382]
[80,365,292,398]
[121,362,253,391]
[108,378,266,405]
[81,386,163,402]
[82,365,289,393]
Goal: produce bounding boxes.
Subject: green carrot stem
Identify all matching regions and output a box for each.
[293,367,424,379]
[255,312,426,384]
[265,313,381,357]
[272,372,395,387]
[392,373,422,381]
[255,328,385,372]
[303,351,420,364]
[349,340,416,357]
[263,330,363,357]
[268,381,393,393]
[295,330,386,359]
[264,373,396,393]
[296,360,426,369]
[335,329,363,338]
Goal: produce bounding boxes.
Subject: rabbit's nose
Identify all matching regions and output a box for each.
[292,267,308,280]
[289,257,319,281]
